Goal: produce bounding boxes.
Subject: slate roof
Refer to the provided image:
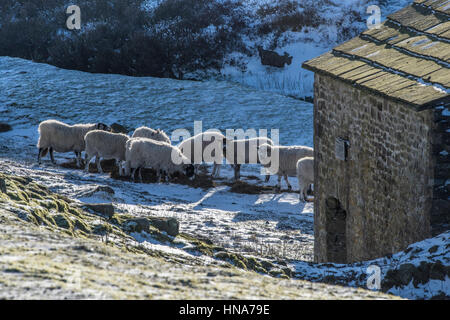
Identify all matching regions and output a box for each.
[302,0,450,111]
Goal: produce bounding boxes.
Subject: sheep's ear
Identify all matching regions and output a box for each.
[97,123,111,131]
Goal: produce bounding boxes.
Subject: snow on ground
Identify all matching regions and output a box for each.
[288,231,450,300]
[221,0,415,98]
[1,56,448,299]
[0,56,314,262]
[222,40,325,98]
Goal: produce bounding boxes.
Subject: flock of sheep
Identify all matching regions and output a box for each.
[37,119,314,201]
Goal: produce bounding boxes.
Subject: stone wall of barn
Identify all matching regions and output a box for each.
[313,73,434,263]
[431,105,450,236]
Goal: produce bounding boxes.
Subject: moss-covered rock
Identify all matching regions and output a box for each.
[0,173,124,241]
[82,203,115,218]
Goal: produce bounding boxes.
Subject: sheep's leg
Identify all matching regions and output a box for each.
[308,184,314,196]
[233,164,241,181]
[299,184,306,202]
[95,156,103,174]
[74,151,82,168]
[156,169,161,183]
[212,163,222,178]
[38,148,44,165]
[303,187,308,202]
[49,148,56,165]
[265,174,270,183]
[118,161,123,176]
[284,174,292,190]
[299,190,305,202]
[84,155,93,172]
[215,164,221,177]
[165,172,170,182]
[194,165,199,176]
[74,152,79,167]
[78,152,83,167]
[131,168,137,182]
[164,171,169,182]
[276,174,282,191]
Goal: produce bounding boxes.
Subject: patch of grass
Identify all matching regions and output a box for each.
[180,233,290,278]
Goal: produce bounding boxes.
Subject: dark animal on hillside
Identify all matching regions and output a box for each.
[257,46,293,68]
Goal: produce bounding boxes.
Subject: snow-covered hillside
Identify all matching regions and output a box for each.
[0,56,448,299]
[220,0,415,98]
[0,0,415,99]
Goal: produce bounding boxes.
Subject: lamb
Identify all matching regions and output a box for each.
[37,119,110,167]
[84,130,130,175]
[177,132,226,177]
[296,157,314,202]
[258,144,313,190]
[225,137,273,181]
[124,138,195,182]
[132,126,171,144]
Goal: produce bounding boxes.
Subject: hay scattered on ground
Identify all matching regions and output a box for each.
[60,161,310,195]
[61,160,215,190]
[225,180,275,194]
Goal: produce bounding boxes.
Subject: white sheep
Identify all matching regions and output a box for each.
[225,137,273,181]
[258,144,313,190]
[84,130,130,175]
[178,131,226,177]
[297,157,314,202]
[132,126,171,144]
[37,119,110,167]
[124,138,195,182]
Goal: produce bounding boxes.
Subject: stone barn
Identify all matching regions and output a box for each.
[302,0,449,264]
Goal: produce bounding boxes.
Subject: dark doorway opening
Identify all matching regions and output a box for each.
[325,197,347,263]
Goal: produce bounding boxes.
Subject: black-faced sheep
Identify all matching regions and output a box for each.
[258,144,313,190]
[296,157,314,202]
[124,138,195,182]
[178,132,226,177]
[84,130,130,175]
[132,126,171,144]
[225,137,273,181]
[37,119,110,167]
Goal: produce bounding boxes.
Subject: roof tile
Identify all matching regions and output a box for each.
[303,3,449,109]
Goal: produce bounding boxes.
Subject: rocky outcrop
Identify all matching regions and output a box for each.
[382,260,450,295]
[123,216,180,237]
[82,203,115,218]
